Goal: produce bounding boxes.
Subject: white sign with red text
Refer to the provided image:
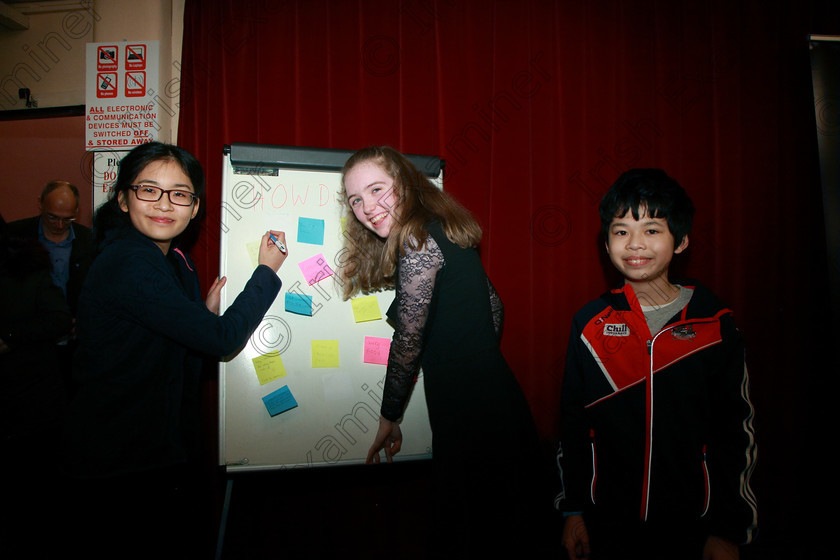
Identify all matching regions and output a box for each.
[85,41,160,151]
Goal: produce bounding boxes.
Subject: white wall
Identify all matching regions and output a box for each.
[0,0,186,224]
[0,2,96,109]
[0,0,184,141]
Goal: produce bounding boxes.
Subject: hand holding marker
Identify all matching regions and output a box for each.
[269,232,287,253]
[258,230,288,273]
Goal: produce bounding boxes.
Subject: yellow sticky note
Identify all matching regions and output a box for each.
[246,240,260,268]
[351,295,381,323]
[252,351,287,385]
[311,340,339,368]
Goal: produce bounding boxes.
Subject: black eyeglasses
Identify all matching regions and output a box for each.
[129,184,197,206]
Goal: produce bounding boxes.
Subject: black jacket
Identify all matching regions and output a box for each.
[1,236,72,440]
[557,282,758,545]
[6,215,94,315]
[65,227,281,477]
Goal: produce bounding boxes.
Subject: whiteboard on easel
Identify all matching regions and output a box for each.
[217,143,440,472]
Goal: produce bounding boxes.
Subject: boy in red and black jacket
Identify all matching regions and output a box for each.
[557,169,758,559]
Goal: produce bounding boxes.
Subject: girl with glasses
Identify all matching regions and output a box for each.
[62,141,288,556]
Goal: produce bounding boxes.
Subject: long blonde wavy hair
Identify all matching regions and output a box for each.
[338,146,482,300]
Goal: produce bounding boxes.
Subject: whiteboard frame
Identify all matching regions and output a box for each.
[217,143,441,472]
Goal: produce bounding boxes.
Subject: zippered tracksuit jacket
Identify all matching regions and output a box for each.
[556,282,758,547]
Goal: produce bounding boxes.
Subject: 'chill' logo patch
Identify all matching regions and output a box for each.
[604,323,629,336]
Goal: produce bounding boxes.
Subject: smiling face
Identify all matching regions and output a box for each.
[118,158,199,254]
[606,208,689,303]
[343,161,400,239]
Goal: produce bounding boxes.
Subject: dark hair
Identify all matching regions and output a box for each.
[40,180,80,205]
[599,168,695,247]
[92,142,205,248]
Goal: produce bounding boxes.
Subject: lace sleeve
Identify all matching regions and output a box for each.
[380,235,444,421]
[487,277,504,338]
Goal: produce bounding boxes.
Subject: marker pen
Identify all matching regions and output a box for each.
[269,232,287,254]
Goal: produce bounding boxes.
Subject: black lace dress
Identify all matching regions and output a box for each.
[383,222,546,554]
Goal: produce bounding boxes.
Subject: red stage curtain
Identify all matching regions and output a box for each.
[179,0,838,552]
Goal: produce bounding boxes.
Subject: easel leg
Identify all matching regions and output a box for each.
[215,478,234,560]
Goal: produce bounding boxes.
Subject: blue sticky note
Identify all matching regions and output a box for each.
[298,217,325,245]
[285,292,313,316]
[262,385,298,417]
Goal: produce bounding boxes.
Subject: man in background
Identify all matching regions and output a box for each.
[8,181,94,390]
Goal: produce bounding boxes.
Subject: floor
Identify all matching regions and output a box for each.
[216,460,434,559]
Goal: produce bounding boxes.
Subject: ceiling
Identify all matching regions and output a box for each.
[1,1,84,30]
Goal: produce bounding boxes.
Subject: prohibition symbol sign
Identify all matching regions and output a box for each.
[126,45,146,70]
[97,73,118,98]
[125,72,146,97]
[97,46,118,71]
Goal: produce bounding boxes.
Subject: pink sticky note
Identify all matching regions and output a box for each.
[298,253,334,286]
[363,336,391,365]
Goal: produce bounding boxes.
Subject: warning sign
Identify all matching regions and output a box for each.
[92,150,129,210]
[86,41,160,150]
[97,46,118,71]
[126,45,146,70]
[97,73,118,98]
[85,103,157,148]
[125,72,146,97]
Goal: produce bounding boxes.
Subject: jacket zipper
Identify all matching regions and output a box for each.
[701,444,711,517]
[589,428,598,505]
[640,317,721,521]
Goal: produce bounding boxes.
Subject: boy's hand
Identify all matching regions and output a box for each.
[562,514,590,559]
[703,536,739,560]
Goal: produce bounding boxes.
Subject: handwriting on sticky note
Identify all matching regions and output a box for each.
[351,295,381,323]
[252,351,287,385]
[363,336,391,365]
[262,385,298,417]
[298,254,334,286]
[311,340,339,368]
[298,217,325,245]
[285,292,313,316]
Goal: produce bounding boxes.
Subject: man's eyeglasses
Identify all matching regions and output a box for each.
[45,214,76,224]
[129,184,198,206]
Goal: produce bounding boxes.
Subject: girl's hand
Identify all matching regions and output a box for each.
[205,276,227,315]
[259,230,288,273]
[365,416,403,464]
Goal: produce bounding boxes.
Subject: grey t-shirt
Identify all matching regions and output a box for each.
[641,285,694,335]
